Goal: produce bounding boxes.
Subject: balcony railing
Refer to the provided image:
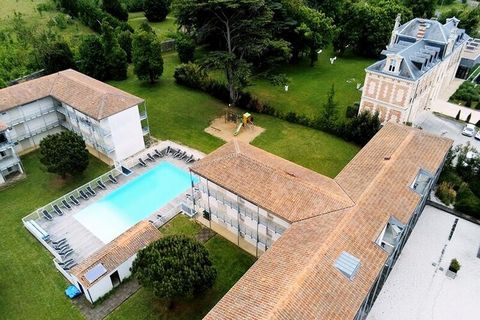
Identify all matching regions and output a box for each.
[11,120,60,142]
[140,111,148,120]
[8,107,56,127]
[142,126,150,135]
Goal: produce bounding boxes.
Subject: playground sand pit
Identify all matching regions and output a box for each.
[205,116,265,143]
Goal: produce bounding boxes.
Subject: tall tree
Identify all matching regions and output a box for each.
[174,0,281,103]
[117,30,133,63]
[295,6,333,66]
[439,7,480,36]
[316,84,338,131]
[39,131,89,178]
[78,35,108,80]
[42,40,76,74]
[403,0,436,18]
[102,0,129,21]
[132,28,164,83]
[132,235,217,308]
[101,20,128,80]
[144,0,170,22]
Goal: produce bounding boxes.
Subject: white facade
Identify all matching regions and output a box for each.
[0,97,148,165]
[192,173,290,257]
[69,255,137,304]
[0,127,24,185]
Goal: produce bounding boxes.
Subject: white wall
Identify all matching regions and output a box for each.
[108,106,145,161]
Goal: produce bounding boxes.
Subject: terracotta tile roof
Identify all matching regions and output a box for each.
[0,121,7,131]
[0,69,144,120]
[204,123,453,320]
[191,140,355,222]
[70,221,160,289]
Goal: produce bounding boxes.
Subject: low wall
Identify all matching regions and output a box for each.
[426,200,480,225]
[431,99,480,124]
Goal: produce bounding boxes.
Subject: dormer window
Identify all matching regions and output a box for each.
[388,59,397,72]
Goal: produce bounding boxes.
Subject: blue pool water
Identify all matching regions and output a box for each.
[74,162,193,243]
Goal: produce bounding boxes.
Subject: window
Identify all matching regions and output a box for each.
[334,251,361,280]
[376,218,404,255]
[412,169,432,195]
[388,59,397,72]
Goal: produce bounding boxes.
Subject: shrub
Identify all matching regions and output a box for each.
[173,63,208,89]
[124,0,145,11]
[102,0,129,21]
[455,184,480,218]
[176,33,195,63]
[346,102,360,118]
[435,182,456,206]
[144,0,170,22]
[449,258,461,273]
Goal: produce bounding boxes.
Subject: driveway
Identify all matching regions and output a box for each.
[417,112,480,150]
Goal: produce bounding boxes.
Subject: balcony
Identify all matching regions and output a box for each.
[139,111,148,121]
[11,120,60,142]
[0,141,13,153]
[142,126,150,135]
[8,107,56,127]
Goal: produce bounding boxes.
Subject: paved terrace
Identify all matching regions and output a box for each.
[24,140,205,266]
[367,205,480,320]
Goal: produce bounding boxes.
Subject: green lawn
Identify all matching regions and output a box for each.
[107,215,256,320]
[0,152,109,320]
[248,47,375,120]
[110,53,359,177]
[0,0,93,48]
[128,12,177,40]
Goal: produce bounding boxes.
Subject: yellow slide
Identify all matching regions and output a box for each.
[233,123,243,136]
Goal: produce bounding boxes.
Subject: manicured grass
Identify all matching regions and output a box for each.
[107,217,255,320]
[161,214,202,237]
[110,53,226,154]
[0,152,109,320]
[110,53,359,176]
[128,12,177,40]
[252,114,360,177]
[248,47,375,120]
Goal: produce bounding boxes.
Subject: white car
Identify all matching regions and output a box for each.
[475,130,480,141]
[462,124,476,137]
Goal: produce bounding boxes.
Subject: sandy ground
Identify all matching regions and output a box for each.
[367,206,480,320]
[205,116,265,143]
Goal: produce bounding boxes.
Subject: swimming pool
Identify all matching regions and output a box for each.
[74,162,193,243]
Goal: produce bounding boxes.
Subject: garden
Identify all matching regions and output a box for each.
[449,81,480,111]
[107,215,256,320]
[435,144,480,218]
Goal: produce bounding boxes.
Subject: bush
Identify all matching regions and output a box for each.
[102,0,129,21]
[454,184,480,218]
[176,33,195,63]
[173,63,208,89]
[449,259,461,273]
[435,182,456,206]
[144,0,170,22]
[346,102,360,118]
[124,0,145,11]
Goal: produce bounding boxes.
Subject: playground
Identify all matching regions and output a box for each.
[205,110,265,143]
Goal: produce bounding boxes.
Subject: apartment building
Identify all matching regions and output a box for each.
[0,122,24,184]
[193,123,452,319]
[0,69,148,170]
[359,15,467,125]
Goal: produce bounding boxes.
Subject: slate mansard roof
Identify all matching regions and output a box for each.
[367,17,468,81]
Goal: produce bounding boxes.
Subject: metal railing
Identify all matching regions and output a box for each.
[11,120,60,142]
[8,107,56,127]
[22,167,122,223]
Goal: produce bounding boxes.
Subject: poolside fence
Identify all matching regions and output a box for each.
[22,167,122,224]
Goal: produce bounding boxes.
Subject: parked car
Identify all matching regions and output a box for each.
[462,124,476,137]
[475,130,480,141]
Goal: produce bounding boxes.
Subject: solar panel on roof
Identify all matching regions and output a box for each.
[334,251,361,280]
[85,263,108,284]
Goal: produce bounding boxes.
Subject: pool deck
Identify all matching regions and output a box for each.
[29,140,205,266]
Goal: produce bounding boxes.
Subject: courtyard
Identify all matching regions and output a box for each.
[367,205,480,320]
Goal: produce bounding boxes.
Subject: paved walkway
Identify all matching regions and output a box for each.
[73,280,141,320]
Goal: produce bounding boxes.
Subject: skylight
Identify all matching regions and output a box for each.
[85,263,107,284]
[334,251,361,280]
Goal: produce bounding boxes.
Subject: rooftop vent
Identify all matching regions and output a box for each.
[334,251,361,280]
[85,263,108,284]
